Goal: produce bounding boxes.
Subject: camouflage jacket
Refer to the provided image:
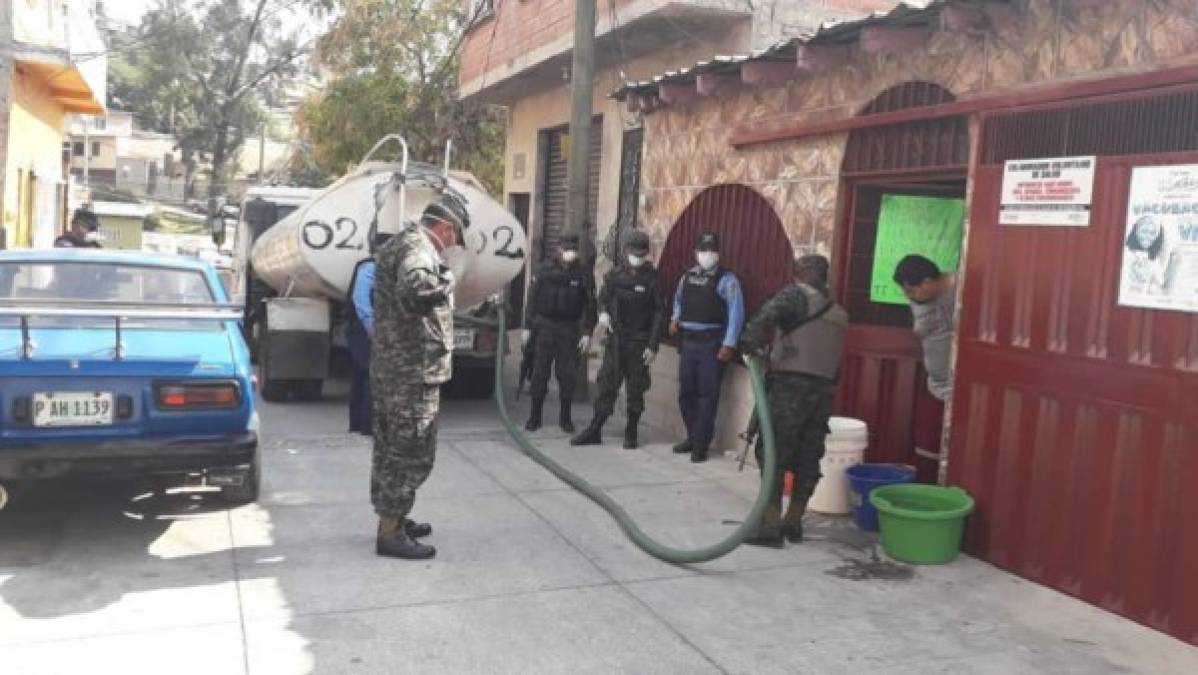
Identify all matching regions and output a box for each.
[372,224,455,386]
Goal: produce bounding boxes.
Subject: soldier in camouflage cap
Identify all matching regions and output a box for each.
[369,200,462,560]
[739,254,848,548]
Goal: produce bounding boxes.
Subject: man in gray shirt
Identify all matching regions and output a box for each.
[894,255,956,402]
[894,255,956,482]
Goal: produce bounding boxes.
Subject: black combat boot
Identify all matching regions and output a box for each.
[525,397,544,432]
[570,414,607,446]
[783,483,814,543]
[623,412,641,449]
[690,445,709,463]
[376,518,436,559]
[744,506,785,549]
[559,400,575,434]
[672,440,693,455]
[404,518,432,539]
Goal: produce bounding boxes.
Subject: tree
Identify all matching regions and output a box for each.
[295,0,504,193]
[109,0,309,199]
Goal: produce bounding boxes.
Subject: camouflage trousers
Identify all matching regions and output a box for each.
[592,335,652,418]
[754,373,835,515]
[371,384,440,519]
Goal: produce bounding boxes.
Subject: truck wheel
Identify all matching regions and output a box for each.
[220,451,261,505]
[257,337,289,402]
[292,379,323,402]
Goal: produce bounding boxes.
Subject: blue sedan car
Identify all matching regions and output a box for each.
[0,249,259,506]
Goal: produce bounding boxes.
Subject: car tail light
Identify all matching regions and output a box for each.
[11,396,31,423]
[156,382,241,410]
[475,330,496,354]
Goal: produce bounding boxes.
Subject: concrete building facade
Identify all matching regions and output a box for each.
[1,0,105,249]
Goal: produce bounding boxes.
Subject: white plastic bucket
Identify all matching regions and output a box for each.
[806,416,868,515]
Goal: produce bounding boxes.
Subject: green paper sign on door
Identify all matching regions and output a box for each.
[869,194,965,305]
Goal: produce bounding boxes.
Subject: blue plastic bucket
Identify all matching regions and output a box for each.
[846,463,917,531]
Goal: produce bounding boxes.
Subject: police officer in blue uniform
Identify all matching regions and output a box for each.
[669,232,745,463]
[346,233,391,436]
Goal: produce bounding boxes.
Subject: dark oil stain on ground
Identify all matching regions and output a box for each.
[826,550,914,582]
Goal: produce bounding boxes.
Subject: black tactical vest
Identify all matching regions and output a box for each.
[534,264,588,322]
[679,267,728,325]
[609,266,657,334]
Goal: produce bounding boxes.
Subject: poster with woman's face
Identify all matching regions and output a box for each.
[1118,165,1198,313]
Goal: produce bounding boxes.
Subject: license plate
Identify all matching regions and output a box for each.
[454,328,476,350]
[33,392,115,427]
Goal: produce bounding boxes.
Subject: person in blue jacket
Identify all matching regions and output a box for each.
[346,233,391,435]
[669,232,745,463]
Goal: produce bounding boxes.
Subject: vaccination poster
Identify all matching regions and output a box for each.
[869,194,965,305]
[1119,165,1198,313]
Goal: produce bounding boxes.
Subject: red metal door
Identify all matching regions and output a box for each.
[951,154,1198,646]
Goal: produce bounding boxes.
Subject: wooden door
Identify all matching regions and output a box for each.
[951,154,1198,645]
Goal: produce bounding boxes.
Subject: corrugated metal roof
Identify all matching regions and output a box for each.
[613,0,988,100]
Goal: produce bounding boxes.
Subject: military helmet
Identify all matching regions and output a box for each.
[623,230,650,254]
[795,254,830,283]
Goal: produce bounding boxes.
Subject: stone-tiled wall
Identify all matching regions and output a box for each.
[638,0,1198,259]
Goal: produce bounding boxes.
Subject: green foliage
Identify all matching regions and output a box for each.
[107,0,307,199]
[295,0,505,194]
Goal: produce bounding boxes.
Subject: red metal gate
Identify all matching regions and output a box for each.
[658,184,793,316]
[951,154,1198,645]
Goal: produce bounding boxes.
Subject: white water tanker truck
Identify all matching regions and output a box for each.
[215,136,527,401]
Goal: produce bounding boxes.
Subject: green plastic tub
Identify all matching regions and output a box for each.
[869,484,975,565]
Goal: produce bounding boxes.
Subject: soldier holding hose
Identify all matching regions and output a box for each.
[739,255,847,547]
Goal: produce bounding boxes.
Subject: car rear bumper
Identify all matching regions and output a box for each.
[0,431,258,480]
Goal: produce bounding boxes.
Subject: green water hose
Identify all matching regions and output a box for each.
[492,306,778,564]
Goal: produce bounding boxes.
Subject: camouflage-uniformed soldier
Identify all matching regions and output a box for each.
[522,232,597,433]
[571,230,665,449]
[739,255,848,547]
[370,202,462,560]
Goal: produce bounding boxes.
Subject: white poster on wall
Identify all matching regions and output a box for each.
[1000,156,1095,226]
[1119,164,1198,313]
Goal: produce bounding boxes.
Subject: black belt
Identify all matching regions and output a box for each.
[680,328,723,341]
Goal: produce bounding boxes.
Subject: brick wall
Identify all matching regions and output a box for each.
[459,0,901,95]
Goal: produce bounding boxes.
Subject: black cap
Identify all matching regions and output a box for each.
[695,232,719,251]
[624,230,650,253]
[71,207,99,231]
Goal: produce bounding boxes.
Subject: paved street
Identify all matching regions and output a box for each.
[2,374,1196,675]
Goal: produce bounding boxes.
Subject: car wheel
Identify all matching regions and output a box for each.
[220,451,261,505]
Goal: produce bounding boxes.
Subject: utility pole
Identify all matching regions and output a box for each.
[83,116,91,194]
[258,124,266,185]
[566,0,597,401]
[565,0,596,247]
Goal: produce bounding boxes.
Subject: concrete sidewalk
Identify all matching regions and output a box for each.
[1,381,1196,674]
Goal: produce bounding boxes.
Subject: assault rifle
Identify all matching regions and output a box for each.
[516,327,538,400]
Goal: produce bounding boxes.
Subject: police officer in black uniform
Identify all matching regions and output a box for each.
[523,233,597,433]
[571,230,665,449]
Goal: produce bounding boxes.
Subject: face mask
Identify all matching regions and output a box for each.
[696,252,719,270]
[561,250,579,263]
[627,254,645,267]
